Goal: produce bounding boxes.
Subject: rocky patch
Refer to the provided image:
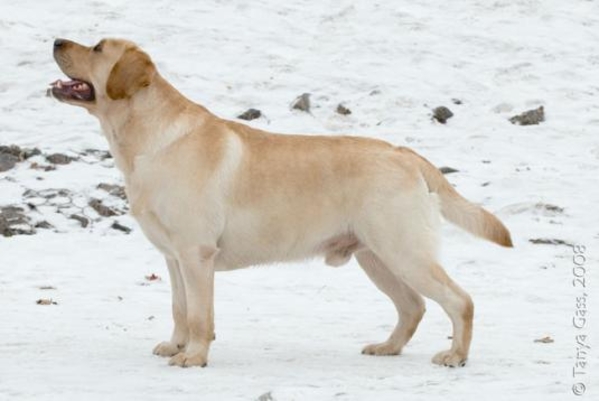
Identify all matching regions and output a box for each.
[0,206,35,237]
[0,145,41,172]
[509,106,545,126]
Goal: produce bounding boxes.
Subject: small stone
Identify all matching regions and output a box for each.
[257,392,274,401]
[451,98,463,105]
[46,153,76,165]
[538,203,563,214]
[534,336,554,344]
[30,162,56,172]
[509,106,545,126]
[97,183,127,200]
[111,220,132,234]
[336,104,352,115]
[439,166,459,174]
[145,273,161,281]
[237,108,262,121]
[291,93,311,113]
[69,214,89,228]
[89,199,120,217]
[82,149,112,160]
[36,298,57,305]
[0,153,18,172]
[34,221,53,229]
[432,106,454,124]
[23,148,42,159]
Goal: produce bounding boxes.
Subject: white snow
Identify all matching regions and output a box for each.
[1,0,598,400]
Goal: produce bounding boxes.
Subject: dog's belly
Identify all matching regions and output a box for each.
[213,209,361,271]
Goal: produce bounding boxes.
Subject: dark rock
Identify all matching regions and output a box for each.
[257,392,274,401]
[35,221,53,229]
[46,153,76,165]
[1,206,28,224]
[432,106,454,124]
[237,108,262,121]
[291,93,311,112]
[541,203,563,213]
[336,104,352,115]
[0,145,41,161]
[30,162,56,172]
[36,298,57,305]
[0,214,9,236]
[0,206,35,237]
[89,198,121,217]
[535,202,564,215]
[69,214,89,228]
[111,221,132,234]
[82,149,112,160]
[451,98,463,105]
[509,106,545,126]
[0,145,22,158]
[23,148,42,159]
[97,183,127,200]
[0,153,19,172]
[439,166,459,174]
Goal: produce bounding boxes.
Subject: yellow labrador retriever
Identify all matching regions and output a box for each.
[50,38,512,368]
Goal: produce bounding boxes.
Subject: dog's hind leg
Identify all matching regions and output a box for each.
[374,247,474,367]
[356,249,426,356]
[358,188,473,366]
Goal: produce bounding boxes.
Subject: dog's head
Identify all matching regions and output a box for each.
[50,38,156,110]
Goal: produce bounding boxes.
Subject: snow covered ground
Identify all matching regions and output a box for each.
[1,0,598,400]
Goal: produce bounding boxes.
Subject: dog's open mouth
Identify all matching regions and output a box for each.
[49,78,95,102]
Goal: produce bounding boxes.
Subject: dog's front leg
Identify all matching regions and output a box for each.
[168,245,217,368]
[153,257,188,357]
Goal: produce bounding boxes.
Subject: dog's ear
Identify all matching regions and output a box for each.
[106,48,156,100]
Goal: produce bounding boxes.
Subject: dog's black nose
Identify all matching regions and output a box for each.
[54,39,66,49]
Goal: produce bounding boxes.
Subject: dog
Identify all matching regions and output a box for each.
[50,38,512,368]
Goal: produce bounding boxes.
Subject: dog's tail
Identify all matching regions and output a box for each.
[402,147,513,247]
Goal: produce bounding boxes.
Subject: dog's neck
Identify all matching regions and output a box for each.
[95,74,212,175]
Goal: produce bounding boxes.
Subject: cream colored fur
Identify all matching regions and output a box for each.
[51,38,512,368]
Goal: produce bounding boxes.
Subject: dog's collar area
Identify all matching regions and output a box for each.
[50,79,95,102]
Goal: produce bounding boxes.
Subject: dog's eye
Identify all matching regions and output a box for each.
[93,43,103,53]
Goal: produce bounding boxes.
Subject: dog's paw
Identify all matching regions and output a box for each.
[153,341,184,357]
[432,350,467,367]
[168,350,208,368]
[361,341,402,356]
